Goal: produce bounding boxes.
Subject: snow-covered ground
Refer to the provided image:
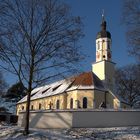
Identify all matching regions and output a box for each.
[0,125,140,140]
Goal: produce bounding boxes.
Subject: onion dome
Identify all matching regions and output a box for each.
[96,14,111,39]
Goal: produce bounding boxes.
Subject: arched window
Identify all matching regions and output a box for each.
[22,106,24,110]
[39,103,42,110]
[102,41,105,51]
[93,99,96,109]
[56,100,60,109]
[70,98,73,109]
[31,105,34,110]
[83,97,87,108]
[49,101,52,109]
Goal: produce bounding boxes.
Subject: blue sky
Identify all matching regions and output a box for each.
[4,0,136,85]
[66,0,135,70]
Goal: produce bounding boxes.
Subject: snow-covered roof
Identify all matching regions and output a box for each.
[17,72,107,104]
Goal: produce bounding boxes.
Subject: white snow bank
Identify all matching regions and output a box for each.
[0,126,140,140]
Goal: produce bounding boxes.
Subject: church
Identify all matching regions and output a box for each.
[16,16,129,115]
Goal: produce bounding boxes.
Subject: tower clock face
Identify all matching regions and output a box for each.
[108,52,111,58]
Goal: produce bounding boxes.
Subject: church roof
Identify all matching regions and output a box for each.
[67,72,105,91]
[17,72,106,104]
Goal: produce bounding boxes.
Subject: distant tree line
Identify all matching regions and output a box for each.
[118,0,140,108]
[115,64,140,108]
[4,82,27,101]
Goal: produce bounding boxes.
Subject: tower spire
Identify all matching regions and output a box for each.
[92,13,115,93]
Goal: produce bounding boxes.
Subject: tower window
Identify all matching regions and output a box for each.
[70,98,73,109]
[83,97,88,108]
[108,44,110,49]
[97,42,100,50]
[56,100,60,109]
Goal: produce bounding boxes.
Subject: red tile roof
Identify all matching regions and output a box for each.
[71,72,104,88]
[72,72,93,86]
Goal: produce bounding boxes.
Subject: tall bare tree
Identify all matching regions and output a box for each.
[0,0,84,134]
[122,0,140,61]
[115,64,140,108]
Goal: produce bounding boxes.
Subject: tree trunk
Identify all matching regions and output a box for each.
[24,87,32,135]
[24,54,34,135]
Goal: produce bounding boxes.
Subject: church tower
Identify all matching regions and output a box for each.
[92,14,115,92]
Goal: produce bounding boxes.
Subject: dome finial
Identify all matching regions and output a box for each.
[101,9,106,31]
[102,9,105,22]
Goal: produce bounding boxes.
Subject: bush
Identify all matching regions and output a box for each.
[0,107,8,112]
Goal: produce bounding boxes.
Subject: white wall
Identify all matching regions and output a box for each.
[18,111,72,128]
[18,110,140,128]
[73,110,140,127]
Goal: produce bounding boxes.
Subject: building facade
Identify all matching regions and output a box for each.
[16,15,129,115]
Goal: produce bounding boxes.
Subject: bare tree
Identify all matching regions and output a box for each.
[115,64,140,108]
[0,0,84,134]
[0,71,8,95]
[122,0,140,61]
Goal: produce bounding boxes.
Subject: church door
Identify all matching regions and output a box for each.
[83,97,87,108]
